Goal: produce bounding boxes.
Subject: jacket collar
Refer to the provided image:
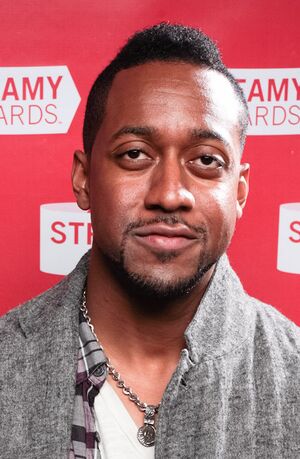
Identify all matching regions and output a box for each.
[184,255,254,364]
[18,251,253,364]
[18,252,90,338]
[15,253,91,456]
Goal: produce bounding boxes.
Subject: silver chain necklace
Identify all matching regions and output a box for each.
[80,289,160,447]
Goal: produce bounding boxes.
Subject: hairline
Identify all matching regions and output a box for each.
[87,59,247,157]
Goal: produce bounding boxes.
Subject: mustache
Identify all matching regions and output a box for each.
[124,216,207,237]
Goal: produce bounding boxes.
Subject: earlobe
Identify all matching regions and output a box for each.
[236,163,250,219]
[72,150,90,210]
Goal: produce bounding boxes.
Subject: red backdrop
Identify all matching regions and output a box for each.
[1,0,299,323]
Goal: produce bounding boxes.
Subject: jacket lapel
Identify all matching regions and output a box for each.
[16,254,89,456]
[185,254,254,363]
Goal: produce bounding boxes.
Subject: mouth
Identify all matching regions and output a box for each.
[132,223,200,252]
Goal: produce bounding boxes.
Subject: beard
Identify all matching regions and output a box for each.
[103,252,215,302]
[101,215,219,302]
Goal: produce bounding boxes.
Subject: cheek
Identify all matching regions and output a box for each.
[89,170,145,246]
[199,183,238,236]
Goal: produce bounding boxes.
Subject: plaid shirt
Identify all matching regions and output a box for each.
[69,311,107,459]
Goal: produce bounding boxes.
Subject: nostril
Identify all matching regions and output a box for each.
[145,187,195,212]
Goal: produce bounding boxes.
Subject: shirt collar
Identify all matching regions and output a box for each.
[76,310,107,386]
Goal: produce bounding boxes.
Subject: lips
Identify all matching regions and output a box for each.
[132,223,199,251]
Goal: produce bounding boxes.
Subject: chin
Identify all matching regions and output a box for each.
[125,270,206,300]
[104,250,216,301]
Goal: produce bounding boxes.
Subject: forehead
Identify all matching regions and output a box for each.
[100,61,242,150]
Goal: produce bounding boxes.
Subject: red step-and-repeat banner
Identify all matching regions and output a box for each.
[1,0,299,323]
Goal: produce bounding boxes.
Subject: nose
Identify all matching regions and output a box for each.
[144,156,195,212]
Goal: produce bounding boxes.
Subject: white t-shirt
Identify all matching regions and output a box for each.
[94,381,155,458]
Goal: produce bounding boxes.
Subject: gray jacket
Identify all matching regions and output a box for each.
[1,253,300,458]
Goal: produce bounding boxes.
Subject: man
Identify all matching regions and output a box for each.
[1,23,299,459]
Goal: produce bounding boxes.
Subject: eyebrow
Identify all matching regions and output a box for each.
[191,128,230,148]
[111,125,230,149]
[111,125,157,141]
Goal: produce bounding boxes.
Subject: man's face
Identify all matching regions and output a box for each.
[75,61,249,297]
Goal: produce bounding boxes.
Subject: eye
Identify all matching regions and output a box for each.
[124,149,149,160]
[115,148,153,171]
[186,152,227,178]
[190,154,225,169]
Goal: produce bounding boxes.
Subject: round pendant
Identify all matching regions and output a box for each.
[137,424,156,447]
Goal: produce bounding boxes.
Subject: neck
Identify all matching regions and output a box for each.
[86,247,215,362]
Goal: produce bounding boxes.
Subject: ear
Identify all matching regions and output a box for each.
[72,150,90,210]
[236,163,250,219]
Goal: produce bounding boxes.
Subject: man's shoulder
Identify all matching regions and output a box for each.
[0,251,90,342]
[220,255,300,353]
[0,259,87,457]
[244,292,300,364]
[206,255,300,358]
[248,293,300,339]
[0,276,69,341]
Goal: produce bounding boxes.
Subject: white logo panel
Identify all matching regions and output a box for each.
[277,203,300,274]
[40,203,92,275]
[0,66,80,134]
[231,68,300,135]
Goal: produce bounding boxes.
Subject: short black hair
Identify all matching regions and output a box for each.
[83,22,248,155]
